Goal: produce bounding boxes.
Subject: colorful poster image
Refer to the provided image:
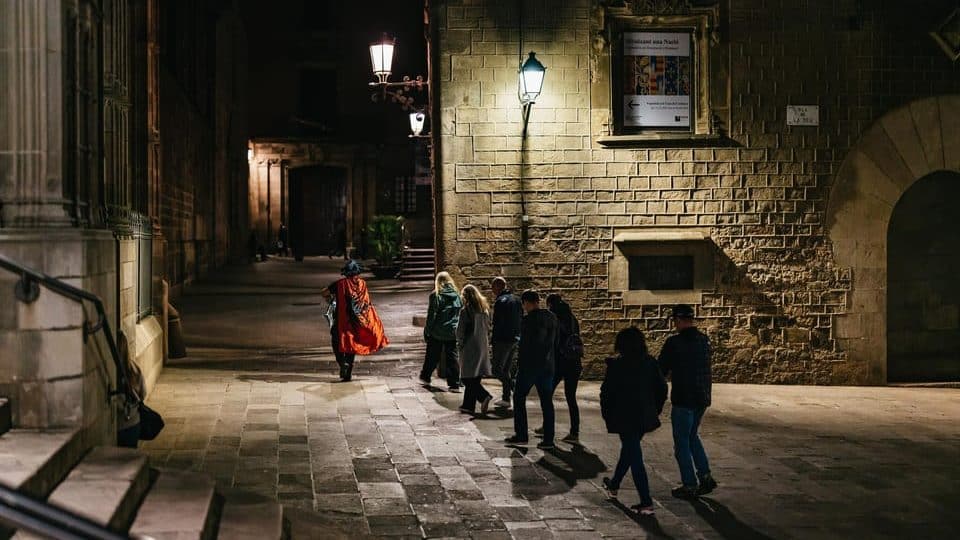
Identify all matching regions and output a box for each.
[622,32,691,128]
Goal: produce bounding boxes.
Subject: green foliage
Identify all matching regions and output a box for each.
[367,215,404,266]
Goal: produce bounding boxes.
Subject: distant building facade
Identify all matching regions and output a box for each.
[433,0,960,384]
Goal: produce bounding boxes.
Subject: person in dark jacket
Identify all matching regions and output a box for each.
[504,290,558,449]
[600,327,667,516]
[419,272,463,391]
[490,277,522,407]
[659,304,717,499]
[539,294,583,442]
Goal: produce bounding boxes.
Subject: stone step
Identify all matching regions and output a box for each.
[402,253,435,261]
[0,398,10,436]
[399,273,436,281]
[129,468,222,540]
[0,429,84,499]
[403,248,435,254]
[13,447,151,536]
[218,501,287,540]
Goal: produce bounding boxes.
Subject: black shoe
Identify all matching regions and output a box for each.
[418,374,431,385]
[697,474,718,495]
[536,440,555,450]
[561,433,579,442]
[671,485,699,499]
[480,396,492,414]
[503,435,528,445]
[601,477,618,498]
[533,427,544,436]
[338,364,348,381]
[448,385,461,393]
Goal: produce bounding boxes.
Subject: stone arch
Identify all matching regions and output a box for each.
[826,95,960,384]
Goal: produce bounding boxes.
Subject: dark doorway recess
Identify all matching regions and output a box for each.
[887,170,960,383]
[289,166,347,260]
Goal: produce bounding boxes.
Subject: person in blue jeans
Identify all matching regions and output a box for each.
[659,304,718,499]
[504,290,558,450]
[600,327,668,515]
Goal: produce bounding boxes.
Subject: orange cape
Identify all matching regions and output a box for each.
[334,277,388,355]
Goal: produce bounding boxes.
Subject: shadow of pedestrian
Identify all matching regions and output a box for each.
[689,497,775,540]
[609,499,676,540]
[537,444,607,487]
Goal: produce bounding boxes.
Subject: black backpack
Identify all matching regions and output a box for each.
[560,333,584,361]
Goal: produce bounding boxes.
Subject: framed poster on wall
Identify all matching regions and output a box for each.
[620,31,693,130]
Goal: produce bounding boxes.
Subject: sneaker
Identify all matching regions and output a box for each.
[601,477,618,498]
[504,435,528,445]
[632,503,655,516]
[536,440,555,450]
[458,406,474,414]
[495,399,511,408]
[671,485,699,499]
[697,474,718,495]
[418,374,431,385]
[534,427,544,436]
[448,385,461,393]
[561,433,579,442]
[480,396,492,414]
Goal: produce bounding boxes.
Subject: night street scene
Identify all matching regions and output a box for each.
[1,0,959,538]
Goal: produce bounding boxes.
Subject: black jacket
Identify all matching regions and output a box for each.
[658,327,712,408]
[492,290,522,343]
[517,308,558,376]
[553,306,582,375]
[600,354,667,435]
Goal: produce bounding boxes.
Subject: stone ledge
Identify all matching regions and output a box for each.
[596,133,731,148]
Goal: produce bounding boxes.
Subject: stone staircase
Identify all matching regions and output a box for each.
[398,247,435,281]
[0,398,288,539]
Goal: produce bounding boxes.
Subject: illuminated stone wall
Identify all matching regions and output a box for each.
[434,0,960,384]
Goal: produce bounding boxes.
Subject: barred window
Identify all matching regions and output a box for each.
[394,176,417,214]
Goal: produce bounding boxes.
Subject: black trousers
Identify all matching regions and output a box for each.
[461,377,492,410]
[331,328,355,367]
[553,368,581,435]
[513,370,556,442]
[421,338,460,386]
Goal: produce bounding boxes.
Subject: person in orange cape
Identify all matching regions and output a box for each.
[322,260,388,381]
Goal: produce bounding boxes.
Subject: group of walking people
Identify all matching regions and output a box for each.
[323,260,717,516]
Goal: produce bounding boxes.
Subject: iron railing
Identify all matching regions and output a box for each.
[0,254,128,400]
[0,483,129,540]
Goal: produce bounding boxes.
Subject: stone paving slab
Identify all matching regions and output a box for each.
[142,365,960,539]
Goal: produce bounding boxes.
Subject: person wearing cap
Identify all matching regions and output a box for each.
[322,260,389,382]
[658,304,718,498]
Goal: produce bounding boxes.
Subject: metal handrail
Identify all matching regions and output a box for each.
[0,254,129,400]
[0,483,128,539]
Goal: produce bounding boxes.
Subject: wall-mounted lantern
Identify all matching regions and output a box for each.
[518,51,545,136]
[409,111,426,137]
[369,33,396,84]
[368,33,427,111]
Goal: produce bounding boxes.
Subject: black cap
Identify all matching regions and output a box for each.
[671,304,695,319]
[341,260,362,277]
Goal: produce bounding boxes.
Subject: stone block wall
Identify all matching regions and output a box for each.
[434,0,960,384]
[0,230,116,444]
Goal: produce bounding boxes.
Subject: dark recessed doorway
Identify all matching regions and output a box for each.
[288,166,347,260]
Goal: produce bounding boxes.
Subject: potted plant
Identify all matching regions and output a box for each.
[367,215,403,279]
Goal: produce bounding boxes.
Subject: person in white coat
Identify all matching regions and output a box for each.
[456,284,493,414]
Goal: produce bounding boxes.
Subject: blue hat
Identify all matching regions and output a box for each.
[341,260,362,277]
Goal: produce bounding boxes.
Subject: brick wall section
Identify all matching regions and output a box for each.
[435,0,960,384]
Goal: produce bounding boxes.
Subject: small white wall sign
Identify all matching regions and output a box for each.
[786,105,819,126]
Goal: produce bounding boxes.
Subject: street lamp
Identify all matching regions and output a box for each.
[409,111,426,137]
[368,33,427,111]
[518,51,545,137]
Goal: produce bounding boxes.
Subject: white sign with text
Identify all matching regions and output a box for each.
[786,105,819,126]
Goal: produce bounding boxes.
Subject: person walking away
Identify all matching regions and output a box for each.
[659,304,717,498]
[419,272,463,391]
[278,224,290,257]
[456,284,493,414]
[322,260,389,382]
[542,293,584,442]
[490,277,522,408]
[600,327,668,516]
[504,290,558,449]
[116,332,145,448]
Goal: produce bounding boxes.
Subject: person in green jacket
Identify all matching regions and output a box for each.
[419,271,463,391]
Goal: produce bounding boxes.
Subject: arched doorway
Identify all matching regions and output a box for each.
[887,171,960,382]
[826,94,960,384]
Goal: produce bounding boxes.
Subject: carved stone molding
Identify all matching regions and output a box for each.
[628,0,693,15]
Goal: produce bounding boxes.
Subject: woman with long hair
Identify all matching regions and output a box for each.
[116,332,145,448]
[545,293,583,442]
[600,327,668,516]
[419,272,463,391]
[456,284,493,414]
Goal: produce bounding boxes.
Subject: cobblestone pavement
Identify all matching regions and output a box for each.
[145,260,960,538]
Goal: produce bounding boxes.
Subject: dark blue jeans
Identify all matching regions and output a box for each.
[610,432,652,506]
[513,370,555,442]
[672,406,711,487]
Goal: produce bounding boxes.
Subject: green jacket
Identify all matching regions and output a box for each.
[424,284,462,341]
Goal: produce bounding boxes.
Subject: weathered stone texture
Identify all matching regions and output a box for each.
[435,0,960,384]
